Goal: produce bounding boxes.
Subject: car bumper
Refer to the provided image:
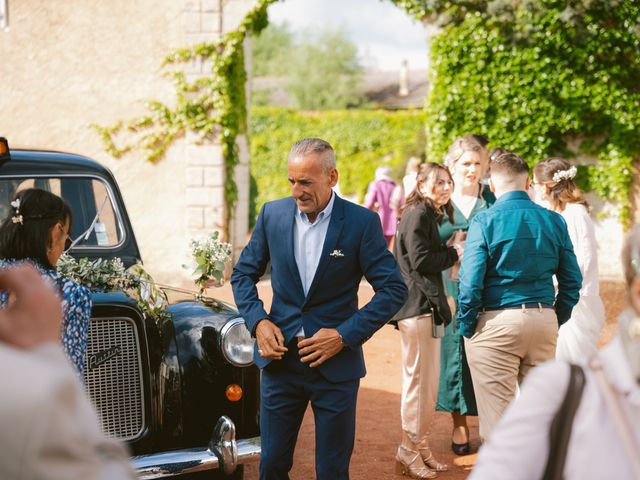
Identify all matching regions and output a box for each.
[132,416,261,478]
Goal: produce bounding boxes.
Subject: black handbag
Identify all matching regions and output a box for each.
[425,297,447,337]
[423,296,445,324]
[542,363,586,480]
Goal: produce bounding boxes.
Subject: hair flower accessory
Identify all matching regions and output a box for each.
[552,165,577,183]
[10,199,23,224]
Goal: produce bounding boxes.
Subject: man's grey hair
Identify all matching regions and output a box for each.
[288,138,337,173]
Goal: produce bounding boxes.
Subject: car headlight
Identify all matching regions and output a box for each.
[220,317,255,367]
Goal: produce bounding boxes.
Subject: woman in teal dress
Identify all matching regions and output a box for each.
[436,135,494,454]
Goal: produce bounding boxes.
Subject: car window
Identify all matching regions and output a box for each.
[0,176,124,248]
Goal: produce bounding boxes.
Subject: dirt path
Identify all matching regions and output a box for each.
[214,280,625,479]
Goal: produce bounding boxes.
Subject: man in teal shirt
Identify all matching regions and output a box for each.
[457,152,581,441]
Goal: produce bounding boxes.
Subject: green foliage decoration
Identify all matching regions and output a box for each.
[249,107,426,224]
[57,254,169,321]
[401,0,640,224]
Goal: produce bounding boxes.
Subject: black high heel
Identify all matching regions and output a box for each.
[451,426,471,455]
[451,441,471,455]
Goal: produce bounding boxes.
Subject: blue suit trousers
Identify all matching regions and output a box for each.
[259,341,359,480]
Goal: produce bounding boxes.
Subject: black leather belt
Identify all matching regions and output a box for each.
[483,302,554,312]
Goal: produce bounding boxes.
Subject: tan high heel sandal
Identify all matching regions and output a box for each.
[417,445,448,472]
[395,445,437,479]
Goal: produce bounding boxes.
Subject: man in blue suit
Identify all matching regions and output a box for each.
[231,138,408,480]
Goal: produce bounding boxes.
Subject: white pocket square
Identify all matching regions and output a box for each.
[330,249,345,258]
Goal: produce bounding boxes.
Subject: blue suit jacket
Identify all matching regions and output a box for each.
[231,195,408,382]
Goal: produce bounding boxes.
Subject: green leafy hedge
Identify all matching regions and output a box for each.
[422,1,640,225]
[249,107,426,224]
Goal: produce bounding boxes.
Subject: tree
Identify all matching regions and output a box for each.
[251,24,364,110]
[251,22,294,77]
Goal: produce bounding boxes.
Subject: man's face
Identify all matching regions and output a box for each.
[288,152,338,222]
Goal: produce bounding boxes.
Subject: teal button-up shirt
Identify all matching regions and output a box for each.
[456,190,582,338]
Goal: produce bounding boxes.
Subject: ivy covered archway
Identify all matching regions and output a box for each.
[94,0,431,237]
[96,0,640,230]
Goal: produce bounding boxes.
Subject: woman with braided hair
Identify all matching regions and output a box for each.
[0,188,92,374]
[532,158,604,362]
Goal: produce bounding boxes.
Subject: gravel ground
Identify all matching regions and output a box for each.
[213,280,626,480]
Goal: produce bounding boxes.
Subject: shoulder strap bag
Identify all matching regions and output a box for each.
[542,363,586,480]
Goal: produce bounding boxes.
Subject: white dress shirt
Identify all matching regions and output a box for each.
[293,192,335,336]
[471,323,640,480]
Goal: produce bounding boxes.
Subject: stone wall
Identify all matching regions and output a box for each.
[0,0,255,287]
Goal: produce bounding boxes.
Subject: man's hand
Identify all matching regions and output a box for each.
[298,328,344,368]
[0,264,63,349]
[255,319,288,360]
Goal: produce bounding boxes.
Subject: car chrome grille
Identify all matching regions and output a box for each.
[84,316,145,441]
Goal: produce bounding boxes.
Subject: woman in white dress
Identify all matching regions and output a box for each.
[532,158,605,362]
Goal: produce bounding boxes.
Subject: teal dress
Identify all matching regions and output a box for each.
[436,185,494,415]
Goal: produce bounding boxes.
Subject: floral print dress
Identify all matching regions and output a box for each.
[0,260,92,374]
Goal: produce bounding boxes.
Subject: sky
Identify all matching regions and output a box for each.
[267,0,432,71]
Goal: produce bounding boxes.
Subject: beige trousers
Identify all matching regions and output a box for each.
[464,307,558,441]
[398,314,441,444]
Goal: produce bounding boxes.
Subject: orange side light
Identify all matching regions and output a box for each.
[0,137,9,156]
[226,384,243,402]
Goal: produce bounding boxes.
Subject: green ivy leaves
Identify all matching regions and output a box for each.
[424,1,640,225]
[249,107,426,225]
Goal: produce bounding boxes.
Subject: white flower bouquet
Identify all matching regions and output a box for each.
[187,231,232,293]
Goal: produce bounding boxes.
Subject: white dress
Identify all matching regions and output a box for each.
[555,203,605,362]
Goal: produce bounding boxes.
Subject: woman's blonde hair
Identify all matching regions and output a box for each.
[533,157,589,212]
[444,135,489,176]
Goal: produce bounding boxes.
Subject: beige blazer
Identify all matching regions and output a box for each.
[0,343,135,480]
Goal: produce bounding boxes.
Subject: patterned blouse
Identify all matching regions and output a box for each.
[0,260,92,374]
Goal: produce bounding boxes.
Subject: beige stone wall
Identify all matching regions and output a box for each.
[0,0,255,287]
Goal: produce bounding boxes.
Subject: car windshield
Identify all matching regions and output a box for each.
[0,176,123,248]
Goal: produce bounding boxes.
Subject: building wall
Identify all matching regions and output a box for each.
[0,0,254,287]
[0,0,627,285]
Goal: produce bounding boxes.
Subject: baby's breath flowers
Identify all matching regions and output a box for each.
[186,231,232,293]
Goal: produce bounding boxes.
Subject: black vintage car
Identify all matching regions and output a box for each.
[0,139,260,479]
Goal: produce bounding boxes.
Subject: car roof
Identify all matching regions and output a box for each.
[1,149,114,178]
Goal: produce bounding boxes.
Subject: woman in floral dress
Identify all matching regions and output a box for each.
[0,188,92,374]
